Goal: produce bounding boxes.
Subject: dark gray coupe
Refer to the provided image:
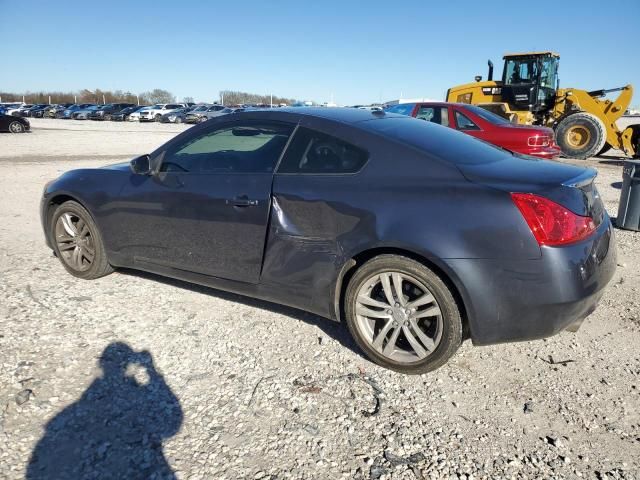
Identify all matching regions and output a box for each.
[40,108,616,373]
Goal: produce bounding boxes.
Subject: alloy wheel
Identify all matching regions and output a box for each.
[354,271,443,363]
[55,212,96,272]
[9,122,25,133]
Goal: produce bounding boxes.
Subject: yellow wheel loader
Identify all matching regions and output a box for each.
[446,52,639,159]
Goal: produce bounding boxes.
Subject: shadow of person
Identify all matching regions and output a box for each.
[27,342,183,480]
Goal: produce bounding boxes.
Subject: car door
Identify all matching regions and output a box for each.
[114,120,295,283]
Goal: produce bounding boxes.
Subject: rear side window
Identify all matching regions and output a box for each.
[416,106,449,127]
[454,111,480,131]
[278,127,368,174]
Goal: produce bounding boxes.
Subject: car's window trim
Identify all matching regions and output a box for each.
[275,125,370,177]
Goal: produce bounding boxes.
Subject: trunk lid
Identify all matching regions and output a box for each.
[458,155,605,226]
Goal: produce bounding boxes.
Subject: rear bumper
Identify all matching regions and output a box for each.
[516,145,562,159]
[445,217,617,345]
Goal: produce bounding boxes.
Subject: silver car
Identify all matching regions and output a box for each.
[72,105,100,120]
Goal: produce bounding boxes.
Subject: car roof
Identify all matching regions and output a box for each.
[277,106,400,125]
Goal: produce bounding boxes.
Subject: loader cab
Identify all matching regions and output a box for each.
[501,52,559,114]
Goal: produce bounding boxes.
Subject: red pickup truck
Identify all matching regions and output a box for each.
[385,102,561,159]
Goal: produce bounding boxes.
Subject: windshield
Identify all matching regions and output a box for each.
[504,58,538,84]
[463,105,511,125]
[220,108,234,113]
[504,56,558,89]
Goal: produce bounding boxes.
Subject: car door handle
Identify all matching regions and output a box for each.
[226,196,259,207]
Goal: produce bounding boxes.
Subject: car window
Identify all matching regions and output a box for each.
[384,103,415,116]
[277,127,369,174]
[463,105,511,125]
[454,111,480,131]
[160,122,294,174]
[416,106,449,127]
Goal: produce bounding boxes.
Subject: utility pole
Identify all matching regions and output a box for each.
[48,95,51,105]
[136,94,140,106]
[74,95,77,103]
[103,94,106,105]
[270,93,273,108]
[221,93,224,106]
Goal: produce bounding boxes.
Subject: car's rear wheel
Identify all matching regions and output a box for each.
[50,201,114,280]
[8,121,25,133]
[344,255,462,374]
[175,116,183,124]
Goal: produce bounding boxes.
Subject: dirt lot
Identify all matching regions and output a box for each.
[0,118,639,479]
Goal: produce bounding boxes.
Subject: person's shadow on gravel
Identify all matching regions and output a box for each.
[26,342,183,480]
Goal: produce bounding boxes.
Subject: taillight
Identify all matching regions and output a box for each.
[511,193,596,246]
[527,135,551,147]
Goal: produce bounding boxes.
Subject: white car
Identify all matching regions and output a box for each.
[137,103,187,122]
[128,107,151,122]
[4,103,26,116]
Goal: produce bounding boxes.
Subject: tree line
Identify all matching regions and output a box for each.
[1,88,301,106]
[219,90,297,106]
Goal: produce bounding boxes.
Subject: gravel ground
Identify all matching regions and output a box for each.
[0,118,639,479]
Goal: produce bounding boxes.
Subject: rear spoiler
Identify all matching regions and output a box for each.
[562,168,597,188]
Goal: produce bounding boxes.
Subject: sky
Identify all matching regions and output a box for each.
[1,0,639,106]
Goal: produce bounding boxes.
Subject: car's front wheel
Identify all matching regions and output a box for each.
[8,121,25,133]
[50,201,114,279]
[344,255,462,374]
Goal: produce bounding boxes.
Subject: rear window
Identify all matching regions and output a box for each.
[364,117,508,165]
[463,104,511,125]
[384,103,415,116]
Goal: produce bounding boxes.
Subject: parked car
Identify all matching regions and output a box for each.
[72,105,101,120]
[138,104,187,122]
[18,104,49,117]
[184,104,226,123]
[28,105,51,118]
[89,103,136,121]
[5,103,27,116]
[110,106,147,122]
[0,113,30,133]
[385,102,561,159]
[10,104,34,116]
[60,104,96,119]
[159,106,194,124]
[45,104,74,118]
[40,108,616,373]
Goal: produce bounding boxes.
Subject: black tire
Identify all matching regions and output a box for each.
[154,114,162,122]
[50,201,114,280]
[344,255,462,374]
[175,116,183,124]
[631,125,640,159]
[555,112,607,159]
[597,144,612,156]
[8,121,25,133]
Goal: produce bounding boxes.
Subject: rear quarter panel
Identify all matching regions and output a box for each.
[263,124,541,318]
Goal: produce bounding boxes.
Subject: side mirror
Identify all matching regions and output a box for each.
[130,154,152,175]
